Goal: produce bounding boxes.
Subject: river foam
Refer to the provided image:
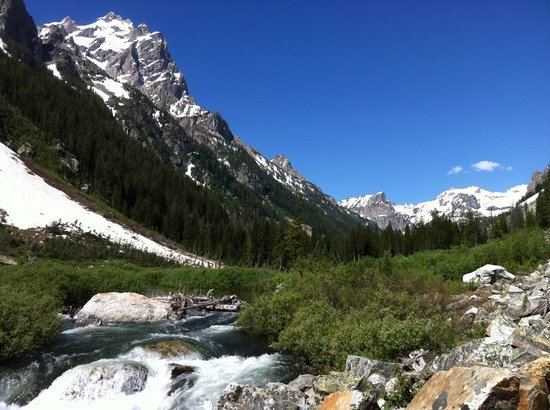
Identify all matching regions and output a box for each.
[0,314,291,409]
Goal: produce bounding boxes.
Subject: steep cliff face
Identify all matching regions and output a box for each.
[0,0,39,53]
[527,165,550,194]
[339,192,409,230]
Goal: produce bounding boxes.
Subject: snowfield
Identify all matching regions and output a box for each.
[0,142,218,267]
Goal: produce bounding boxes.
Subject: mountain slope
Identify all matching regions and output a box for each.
[37,12,358,234]
[0,141,217,266]
[340,185,528,229]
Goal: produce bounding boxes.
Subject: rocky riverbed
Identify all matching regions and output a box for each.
[219,260,550,409]
[0,312,293,409]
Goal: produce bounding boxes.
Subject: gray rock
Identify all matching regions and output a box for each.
[312,372,361,396]
[344,355,399,380]
[217,382,307,410]
[424,338,514,376]
[61,360,148,400]
[76,292,172,324]
[287,374,316,392]
[486,314,517,343]
[0,254,17,265]
[463,264,516,285]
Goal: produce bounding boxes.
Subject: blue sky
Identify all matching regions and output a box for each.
[27,0,550,203]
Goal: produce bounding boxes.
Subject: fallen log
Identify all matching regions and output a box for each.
[157,292,244,319]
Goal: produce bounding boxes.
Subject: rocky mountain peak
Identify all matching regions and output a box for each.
[527,165,550,194]
[38,12,206,119]
[271,155,305,181]
[100,12,125,23]
[36,6,352,221]
[0,0,39,52]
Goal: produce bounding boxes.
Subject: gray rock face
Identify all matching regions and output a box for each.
[424,338,515,376]
[39,13,198,119]
[344,355,399,380]
[338,192,409,230]
[271,155,306,182]
[527,164,550,194]
[0,0,40,53]
[217,382,308,410]
[287,374,316,392]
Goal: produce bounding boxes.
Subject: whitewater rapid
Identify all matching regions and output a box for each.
[0,313,292,410]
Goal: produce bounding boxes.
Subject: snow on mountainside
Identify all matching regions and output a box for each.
[340,185,528,229]
[0,142,218,267]
[0,37,8,55]
[339,192,409,230]
[37,13,335,205]
[39,13,206,119]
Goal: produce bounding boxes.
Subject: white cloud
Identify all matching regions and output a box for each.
[471,160,503,172]
[447,165,463,175]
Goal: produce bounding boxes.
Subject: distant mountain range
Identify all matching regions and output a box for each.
[339,185,530,230]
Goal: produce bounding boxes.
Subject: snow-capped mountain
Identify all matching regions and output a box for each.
[339,192,410,230]
[340,185,528,229]
[36,12,348,228]
[39,13,206,119]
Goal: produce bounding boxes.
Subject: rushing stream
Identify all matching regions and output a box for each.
[0,313,294,409]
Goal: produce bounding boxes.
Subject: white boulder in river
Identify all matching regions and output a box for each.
[462,264,515,285]
[76,292,172,324]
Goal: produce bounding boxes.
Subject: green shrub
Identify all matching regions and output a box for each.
[238,227,549,372]
[0,285,60,360]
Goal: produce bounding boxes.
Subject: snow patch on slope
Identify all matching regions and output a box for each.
[46,62,62,79]
[0,142,217,267]
[0,38,9,56]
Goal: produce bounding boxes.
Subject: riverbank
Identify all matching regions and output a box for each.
[222,260,550,409]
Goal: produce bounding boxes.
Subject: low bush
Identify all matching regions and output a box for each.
[0,284,60,361]
[238,227,548,372]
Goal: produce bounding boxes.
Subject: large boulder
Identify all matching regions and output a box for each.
[288,374,316,392]
[486,314,517,343]
[59,360,148,400]
[312,372,361,396]
[141,340,198,359]
[463,264,515,286]
[76,292,172,324]
[408,365,547,410]
[424,338,514,376]
[318,390,377,410]
[344,355,398,380]
[217,382,307,409]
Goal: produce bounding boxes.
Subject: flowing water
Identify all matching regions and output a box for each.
[0,313,295,409]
